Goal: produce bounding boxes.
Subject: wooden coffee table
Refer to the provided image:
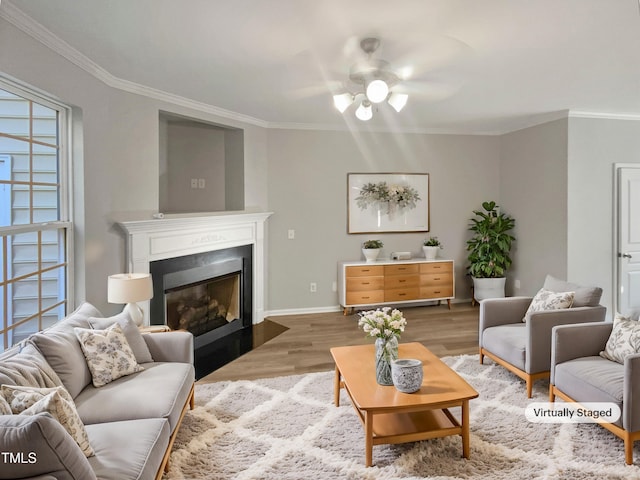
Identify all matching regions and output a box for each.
[330,342,479,467]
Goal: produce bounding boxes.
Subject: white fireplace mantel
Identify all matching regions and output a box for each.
[117,211,273,326]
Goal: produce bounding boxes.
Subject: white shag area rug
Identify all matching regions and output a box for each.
[163,355,640,480]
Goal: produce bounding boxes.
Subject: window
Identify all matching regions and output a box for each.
[0,78,72,351]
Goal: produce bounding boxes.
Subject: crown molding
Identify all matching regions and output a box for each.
[0,0,269,128]
[568,110,640,121]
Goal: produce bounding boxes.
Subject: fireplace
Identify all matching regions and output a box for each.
[117,211,272,379]
[149,245,253,378]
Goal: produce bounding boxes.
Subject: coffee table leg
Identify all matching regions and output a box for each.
[334,365,341,407]
[364,410,373,467]
[462,399,470,458]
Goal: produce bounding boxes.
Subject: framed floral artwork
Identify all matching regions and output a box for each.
[347,173,430,233]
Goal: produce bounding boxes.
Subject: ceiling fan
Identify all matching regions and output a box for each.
[333,37,409,121]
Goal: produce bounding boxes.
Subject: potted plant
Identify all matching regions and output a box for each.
[362,240,383,263]
[466,201,516,301]
[422,236,442,260]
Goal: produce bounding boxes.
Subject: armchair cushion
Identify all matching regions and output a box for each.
[554,356,624,427]
[543,274,603,307]
[482,324,527,371]
[523,288,575,322]
[600,313,640,364]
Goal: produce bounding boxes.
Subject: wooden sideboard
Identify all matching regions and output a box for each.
[338,259,455,315]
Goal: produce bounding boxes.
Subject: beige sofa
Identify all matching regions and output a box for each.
[0,302,195,480]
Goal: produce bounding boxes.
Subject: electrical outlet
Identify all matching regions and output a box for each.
[332,281,337,292]
[310,282,317,293]
[198,178,205,189]
[190,178,198,189]
[515,279,521,289]
[288,229,295,239]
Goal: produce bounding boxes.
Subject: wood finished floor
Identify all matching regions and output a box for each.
[199,303,479,383]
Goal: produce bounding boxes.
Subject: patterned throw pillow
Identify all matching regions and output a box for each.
[1,384,93,457]
[0,394,10,415]
[74,322,144,387]
[600,314,640,364]
[522,288,575,322]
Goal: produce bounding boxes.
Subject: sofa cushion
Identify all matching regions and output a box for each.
[30,302,103,398]
[89,312,153,364]
[0,342,62,389]
[3,385,94,457]
[86,418,170,480]
[0,413,97,480]
[600,313,640,364]
[74,323,144,387]
[522,288,574,322]
[543,274,603,307]
[483,324,527,371]
[554,356,624,427]
[75,362,194,433]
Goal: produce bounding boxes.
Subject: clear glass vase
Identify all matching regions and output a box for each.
[375,336,399,385]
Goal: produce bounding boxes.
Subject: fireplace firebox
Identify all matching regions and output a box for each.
[149,244,253,378]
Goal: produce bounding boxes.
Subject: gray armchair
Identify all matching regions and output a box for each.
[479,275,606,397]
[550,322,640,465]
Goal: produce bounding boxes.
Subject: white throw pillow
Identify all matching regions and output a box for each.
[600,313,640,364]
[522,288,575,322]
[74,322,144,387]
[89,312,153,364]
[1,384,93,457]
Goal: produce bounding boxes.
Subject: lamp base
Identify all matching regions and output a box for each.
[123,303,144,327]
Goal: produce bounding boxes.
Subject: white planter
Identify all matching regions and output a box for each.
[472,277,506,302]
[422,246,439,260]
[362,248,381,263]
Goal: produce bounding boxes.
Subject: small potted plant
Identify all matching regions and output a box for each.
[362,240,383,263]
[422,236,442,260]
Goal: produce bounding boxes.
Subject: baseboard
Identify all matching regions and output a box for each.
[264,297,473,318]
[265,306,342,317]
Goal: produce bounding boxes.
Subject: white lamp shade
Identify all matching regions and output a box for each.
[333,93,354,113]
[355,101,373,121]
[366,79,389,103]
[388,92,408,112]
[107,273,153,304]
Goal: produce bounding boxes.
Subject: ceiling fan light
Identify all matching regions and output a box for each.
[388,92,408,112]
[333,93,354,113]
[366,79,389,103]
[355,101,373,121]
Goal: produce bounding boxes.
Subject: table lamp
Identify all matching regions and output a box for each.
[107,273,153,326]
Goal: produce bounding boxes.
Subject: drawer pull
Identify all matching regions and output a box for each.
[361,269,370,272]
[399,293,406,296]
[434,277,440,280]
[362,282,370,285]
[399,279,406,283]
[362,296,370,299]
[434,291,441,294]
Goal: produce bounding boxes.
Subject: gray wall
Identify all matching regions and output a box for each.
[567,117,640,316]
[266,128,501,311]
[500,118,569,296]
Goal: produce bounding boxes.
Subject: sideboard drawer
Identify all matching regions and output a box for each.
[420,262,453,274]
[420,285,454,299]
[346,265,384,277]
[420,272,453,287]
[384,274,420,289]
[346,277,385,291]
[346,290,385,305]
[385,288,420,302]
[384,264,419,275]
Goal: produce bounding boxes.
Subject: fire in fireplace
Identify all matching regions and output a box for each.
[149,245,253,379]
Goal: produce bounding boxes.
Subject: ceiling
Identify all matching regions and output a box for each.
[4,0,640,134]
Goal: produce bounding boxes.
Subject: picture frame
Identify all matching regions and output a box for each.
[347,173,430,233]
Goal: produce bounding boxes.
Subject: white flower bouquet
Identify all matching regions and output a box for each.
[357,307,407,340]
